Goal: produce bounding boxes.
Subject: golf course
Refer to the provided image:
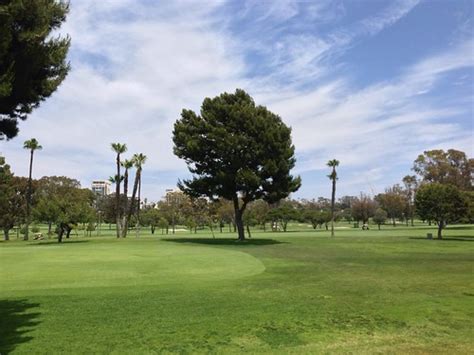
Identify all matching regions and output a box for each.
[1,223,473,353]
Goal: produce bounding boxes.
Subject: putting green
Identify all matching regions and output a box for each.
[0,239,266,295]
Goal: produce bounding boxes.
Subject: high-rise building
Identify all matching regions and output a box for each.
[91,180,112,196]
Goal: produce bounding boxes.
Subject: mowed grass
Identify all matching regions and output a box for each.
[1,223,473,353]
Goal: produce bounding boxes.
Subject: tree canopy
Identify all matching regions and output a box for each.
[0,0,70,139]
[415,183,468,239]
[173,89,301,240]
[413,149,473,191]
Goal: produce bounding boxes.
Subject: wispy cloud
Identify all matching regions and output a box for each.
[2,0,472,200]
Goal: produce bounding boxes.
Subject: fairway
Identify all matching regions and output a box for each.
[1,225,473,353]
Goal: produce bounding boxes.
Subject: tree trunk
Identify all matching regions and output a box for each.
[246,224,252,239]
[136,178,141,238]
[58,228,64,243]
[151,226,155,234]
[48,222,52,235]
[4,229,9,241]
[263,222,266,232]
[392,218,396,227]
[125,169,140,238]
[24,150,34,241]
[233,197,246,241]
[115,153,121,238]
[437,221,444,239]
[378,224,381,230]
[330,173,336,237]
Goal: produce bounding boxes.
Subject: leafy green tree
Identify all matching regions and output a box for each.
[0,156,14,240]
[111,143,127,238]
[0,0,70,139]
[246,199,270,231]
[373,208,388,230]
[415,183,468,239]
[375,185,406,227]
[215,199,235,232]
[402,175,418,226]
[327,159,339,237]
[268,200,299,232]
[23,138,42,240]
[173,89,301,241]
[0,177,28,240]
[351,194,376,226]
[413,149,473,191]
[141,208,162,234]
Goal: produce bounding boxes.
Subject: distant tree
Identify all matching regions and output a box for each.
[173,89,301,241]
[351,194,377,226]
[415,183,468,239]
[413,149,473,190]
[327,159,339,237]
[375,185,406,227]
[0,156,14,240]
[1,176,29,240]
[247,200,270,231]
[141,208,162,234]
[268,200,299,232]
[0,0,70,139]
[215,199,235,232]
[373,208,388,230]
[111,143,127,238]
[402,175,418,226]
[23,138,42,240]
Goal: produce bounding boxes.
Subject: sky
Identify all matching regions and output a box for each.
[1,0,473,202]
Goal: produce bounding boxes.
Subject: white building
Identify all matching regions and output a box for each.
[91,180,112,196]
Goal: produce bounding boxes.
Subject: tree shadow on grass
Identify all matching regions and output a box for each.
[409,237,474,242]
[29,240,91,246]
[0,299,41,354]
[162,238,285,246]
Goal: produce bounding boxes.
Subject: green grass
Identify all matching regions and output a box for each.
[1,223,473,353]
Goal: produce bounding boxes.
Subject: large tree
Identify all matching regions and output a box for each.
[0,0,70,139]
[327,159,339,237]
[173,89,301,241]
[413,149,473,191]
[23,138,41,240]
[415,183,468,239]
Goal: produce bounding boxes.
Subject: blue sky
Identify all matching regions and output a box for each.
[2,0,473,201]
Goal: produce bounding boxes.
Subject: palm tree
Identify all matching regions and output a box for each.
[120,159,133,238]
[327,159,339,237]
[128,153,146,238]
[111,143,127,238]
[23,138,42,241]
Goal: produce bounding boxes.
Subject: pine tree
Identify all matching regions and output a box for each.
[0,0,70,139]
[173,89,301,241]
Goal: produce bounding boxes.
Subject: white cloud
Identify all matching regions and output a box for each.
[1,0,472,201]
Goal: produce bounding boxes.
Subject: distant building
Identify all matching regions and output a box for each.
[91,180,111,196]
[164,188,187,205]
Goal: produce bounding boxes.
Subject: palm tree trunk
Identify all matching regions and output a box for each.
[115,154,121,238]
[330,172,336,237]
[136,178,141,238]
[121,168,129,238]
[25,150,34,241]
[126,168,140,238]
